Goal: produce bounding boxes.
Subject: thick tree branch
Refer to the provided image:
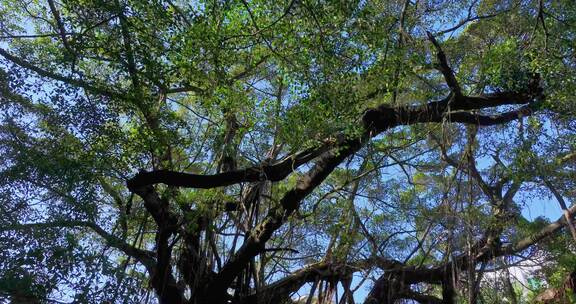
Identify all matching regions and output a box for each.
[128,184,185,303]
[240,261,357,304]
[195,87,540,303]
[427,31,462,97]
[126,144,332,190]
[200,138,364,303]
[123,36,544,303]
[362,90,539,133]
[129,89,539,192]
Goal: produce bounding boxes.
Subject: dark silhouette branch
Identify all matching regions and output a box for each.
[126,144,332,190]
[427,31,462,97]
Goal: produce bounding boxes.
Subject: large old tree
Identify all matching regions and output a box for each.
[1,0,575,303]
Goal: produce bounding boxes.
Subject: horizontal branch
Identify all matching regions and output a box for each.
[130,91,539,192]
[362,91,538,133]
[446,104,538,126]
[126,143,331,190]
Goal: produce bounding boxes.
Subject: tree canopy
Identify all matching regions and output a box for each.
[1,0,575,303]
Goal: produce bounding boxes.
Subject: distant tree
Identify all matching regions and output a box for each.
[1,0,575,303]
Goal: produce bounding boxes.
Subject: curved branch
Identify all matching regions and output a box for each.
[201,138,364,302]
[240,261,358,304]
[126,144,332,190]
[130,89,539,192]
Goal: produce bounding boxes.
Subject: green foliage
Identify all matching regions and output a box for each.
[0,0,575,303]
